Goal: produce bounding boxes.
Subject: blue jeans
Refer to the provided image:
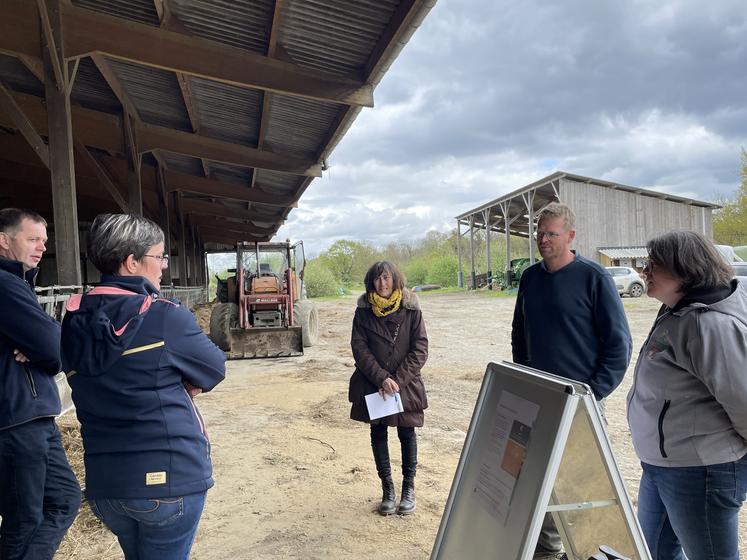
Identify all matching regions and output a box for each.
[0,418,81,560]
[89,492,206,560]
[638,456,747,559]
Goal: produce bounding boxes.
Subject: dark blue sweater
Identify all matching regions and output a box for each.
[511,255,632,399]
[61,275,226,499]
[0,257,62,430]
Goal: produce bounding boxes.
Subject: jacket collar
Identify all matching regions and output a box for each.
[98,274,159,296]
[0,256,40,287]
[357,288,420,311]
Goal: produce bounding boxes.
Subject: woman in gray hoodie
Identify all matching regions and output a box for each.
[627,231,747,560]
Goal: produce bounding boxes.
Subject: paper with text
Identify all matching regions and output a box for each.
[473,390,540,524]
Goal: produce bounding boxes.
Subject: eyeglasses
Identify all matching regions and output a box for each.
[534,230,563,240]
[142,254,170,268]
[641,260,659,274]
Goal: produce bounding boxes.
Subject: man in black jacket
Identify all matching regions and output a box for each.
[0,208,80,560]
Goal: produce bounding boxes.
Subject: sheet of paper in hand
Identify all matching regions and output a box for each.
[365,392,404,420]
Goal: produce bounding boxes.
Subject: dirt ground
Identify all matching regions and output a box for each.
[56,292,745,559]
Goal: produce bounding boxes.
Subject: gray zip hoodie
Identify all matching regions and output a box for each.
[627,279,747,467]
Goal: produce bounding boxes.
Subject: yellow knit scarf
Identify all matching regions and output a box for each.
[368,289,402,318]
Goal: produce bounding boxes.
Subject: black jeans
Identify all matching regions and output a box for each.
[0,418,81,560]
[370,424,417,480]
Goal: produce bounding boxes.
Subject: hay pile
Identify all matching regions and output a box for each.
[55,414,119,560]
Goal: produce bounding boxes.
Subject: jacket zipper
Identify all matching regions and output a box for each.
[24,364,38,398]
[657,399,671,458]
[184,387,210,459]
[627,309,671,422]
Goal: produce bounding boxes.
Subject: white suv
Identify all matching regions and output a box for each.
[605,266,645,298]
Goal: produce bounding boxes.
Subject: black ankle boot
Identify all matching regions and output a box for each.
[378,477,396,515]
[397,478,416,515]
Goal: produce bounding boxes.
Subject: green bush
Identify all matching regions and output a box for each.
[405,258,430,286]
[426,255,459,287]
[304,259,340,298]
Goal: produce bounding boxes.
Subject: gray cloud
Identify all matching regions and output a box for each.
[280,0,747,255]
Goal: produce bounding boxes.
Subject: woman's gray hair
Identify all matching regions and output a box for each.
[87,213,164,275]
[647,230,733,292]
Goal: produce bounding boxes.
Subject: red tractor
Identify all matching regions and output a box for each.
[209,241,318,358]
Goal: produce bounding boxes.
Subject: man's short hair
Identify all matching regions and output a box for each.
[87,213,164,275]
[0,208,47,236]
[538,202,575,231]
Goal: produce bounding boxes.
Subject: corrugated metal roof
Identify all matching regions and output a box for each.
[71,0,160,26]
[71,57,122,114]
[189,77,261,145]
[170,0,273,54]
[279,0,399,76]
[254,169,301,197]
[160,153,205,176]
[208,162,252,185]
[265,94,340,160]
[598,247,648,259]
[0,55,42,97]
[108,59,192,131]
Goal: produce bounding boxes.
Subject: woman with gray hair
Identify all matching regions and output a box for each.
[61,213,225,559]
[627,231,747,559]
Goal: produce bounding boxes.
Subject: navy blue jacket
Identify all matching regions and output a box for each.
[0,257,62,430]
[61,275,225,499]
[511,255,632,399]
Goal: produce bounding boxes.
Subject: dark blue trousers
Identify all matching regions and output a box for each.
[0,418,81,560]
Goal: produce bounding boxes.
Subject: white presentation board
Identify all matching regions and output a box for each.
[431,362,650,560]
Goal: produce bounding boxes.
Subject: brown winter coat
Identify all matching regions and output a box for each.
[348,289,428,427]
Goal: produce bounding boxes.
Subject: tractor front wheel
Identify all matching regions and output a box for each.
[209,303,239,351]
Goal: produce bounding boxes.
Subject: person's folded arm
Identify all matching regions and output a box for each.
[164,304,226,392]
[0,285,61,374]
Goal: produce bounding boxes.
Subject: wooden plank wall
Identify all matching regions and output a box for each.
[560,178,714,263]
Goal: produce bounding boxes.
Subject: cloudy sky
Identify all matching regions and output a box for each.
[277,0,747,256]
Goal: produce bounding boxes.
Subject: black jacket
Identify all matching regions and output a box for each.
[0,257,62,430]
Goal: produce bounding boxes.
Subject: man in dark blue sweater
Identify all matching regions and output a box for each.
[0,208,80,559]
[511,202,632,560]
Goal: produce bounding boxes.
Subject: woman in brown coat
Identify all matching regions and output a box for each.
[348,261,428,516]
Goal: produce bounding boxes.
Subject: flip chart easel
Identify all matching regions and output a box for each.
[430,361,651,560]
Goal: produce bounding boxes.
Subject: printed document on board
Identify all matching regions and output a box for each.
[365,392,404,420]
[473,390,540,524]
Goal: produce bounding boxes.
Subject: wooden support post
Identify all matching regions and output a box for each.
[156,164,172,285]
[124,113,143,214]
[469,215,476,291]
[501,202,511,282]
[189,224,200,286]
[176,191,188,286]
[523,191,536,265]
[484,209,491,289]
[42,0,81,285]
[456,220,463,288]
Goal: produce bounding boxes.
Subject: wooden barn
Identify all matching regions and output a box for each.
[455,171,719,288]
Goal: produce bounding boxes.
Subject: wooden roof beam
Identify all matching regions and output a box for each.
[0,0,373,108]
[164,170,296,207]
[0,82,49,167]
[181,198,280,222]
[137,122,322,177]
[188,214,275,236]
[0,91,322,176]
